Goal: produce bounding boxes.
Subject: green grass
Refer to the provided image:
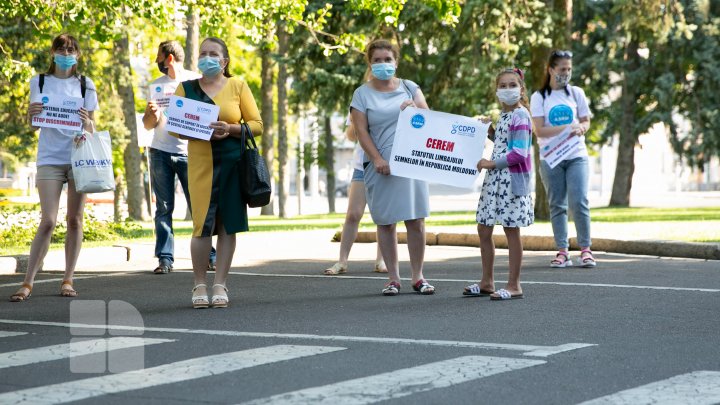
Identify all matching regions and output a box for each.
[2,207,719,255]
[589,207,720,222]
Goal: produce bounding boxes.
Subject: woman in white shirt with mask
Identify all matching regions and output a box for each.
[10,33,98,302]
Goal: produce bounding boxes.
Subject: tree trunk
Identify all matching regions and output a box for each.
[260,25,276,215]
[276,22,290,218]
[323,115,336,213]
[530,47,551,221]
[113,172,124,222]
[609,39,641,207]
[184,6,199,71]
[115,36,146,221]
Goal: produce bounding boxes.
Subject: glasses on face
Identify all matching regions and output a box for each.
[55,47,77,54]
[552,50,573,58]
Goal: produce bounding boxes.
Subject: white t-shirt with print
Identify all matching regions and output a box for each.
[146,69,202,154]
[29,74,99,166]
[530,85,590,161]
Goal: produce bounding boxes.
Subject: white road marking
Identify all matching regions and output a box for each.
[240,355,545,405]
[0,345,345,405]
[202,271,720,293]
[0,319,594,357]
[0,337,172,369]
[578,371,720,405]
[0,332,27,338]
[0,273,132,288]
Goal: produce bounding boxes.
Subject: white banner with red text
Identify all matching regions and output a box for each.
[31,94,84,132]
[389,107,489,189]
[164,96,219,141]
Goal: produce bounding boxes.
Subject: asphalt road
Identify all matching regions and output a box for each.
[0,243,719,404]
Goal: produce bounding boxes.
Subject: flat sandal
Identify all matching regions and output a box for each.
[9,283,33,302]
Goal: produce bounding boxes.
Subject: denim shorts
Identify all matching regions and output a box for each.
[351,168,364,182]
[36,164,73,184]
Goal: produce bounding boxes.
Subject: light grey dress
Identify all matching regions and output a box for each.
[350,80,430,225]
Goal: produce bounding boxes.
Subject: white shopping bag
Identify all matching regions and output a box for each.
[71,130,115,193]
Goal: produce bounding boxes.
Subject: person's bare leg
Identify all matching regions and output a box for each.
[61,179,86,295]
[211,221,235,298]
[503,226,523,294]
[333,181,365,269]
[190,234,212,301]
[376,224,399,283]
[405,219,426,284]
[477,224,496,292]
[13,180,63,298]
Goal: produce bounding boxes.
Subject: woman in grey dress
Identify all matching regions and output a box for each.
[350,39,434,296]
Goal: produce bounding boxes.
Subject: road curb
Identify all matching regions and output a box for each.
[339,231,720,261]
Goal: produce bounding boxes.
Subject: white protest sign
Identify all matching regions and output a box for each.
[149,83,176,109]
[540,127,581,168]
[389,107,489,189]
[31,94,84,132]
[164,96,219,141]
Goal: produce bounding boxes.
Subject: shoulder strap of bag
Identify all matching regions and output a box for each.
[80,75,86,99]
[39,74,44,93]
[400,79,414,100]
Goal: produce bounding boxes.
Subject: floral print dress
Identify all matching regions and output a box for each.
[476,111,534,227]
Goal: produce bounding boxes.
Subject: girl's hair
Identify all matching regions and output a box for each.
[47,33,81,75]
[365,39,399,64]
[540,49,573,98]
[496,68,530,112]
[201,37,232,78]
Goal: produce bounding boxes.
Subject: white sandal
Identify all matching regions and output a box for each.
[211,284,229,308]
[192,284,209,309]
[324,262,347,275]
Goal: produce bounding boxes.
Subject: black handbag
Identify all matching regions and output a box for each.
[239,123,272,208]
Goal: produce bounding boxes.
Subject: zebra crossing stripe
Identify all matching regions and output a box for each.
[0,337,172,370]
[577,371,720,405]
[239,355,545,405]
[0,332,27,338]
[0,344,345,405]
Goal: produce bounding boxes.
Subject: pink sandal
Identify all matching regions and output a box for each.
[580,249,597,268]
[550,251,573,268]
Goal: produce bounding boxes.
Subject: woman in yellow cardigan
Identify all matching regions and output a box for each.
[173,37,263,308]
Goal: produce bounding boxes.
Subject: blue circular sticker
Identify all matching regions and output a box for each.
[176,99,183,108]
[41,96,49,104]
[155,86,162,92]
[411,114,425,129]
[548,105,574,126]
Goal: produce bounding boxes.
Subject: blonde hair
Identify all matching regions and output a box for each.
[365,39,399,63]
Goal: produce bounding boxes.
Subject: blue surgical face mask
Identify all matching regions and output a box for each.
[54,54,77,70]
[198,56,223,77]
[371,63,396,81]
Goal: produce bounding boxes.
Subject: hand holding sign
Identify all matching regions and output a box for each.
[31,94,85,131]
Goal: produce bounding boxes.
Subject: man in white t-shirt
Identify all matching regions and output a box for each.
[142,40,215,274]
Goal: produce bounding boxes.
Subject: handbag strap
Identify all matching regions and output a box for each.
[241,122,258,150]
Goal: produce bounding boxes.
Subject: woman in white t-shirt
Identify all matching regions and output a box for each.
[530,50,596,269]
[10,33,98,302]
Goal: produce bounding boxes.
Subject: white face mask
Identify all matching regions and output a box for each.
[496,88,521,105]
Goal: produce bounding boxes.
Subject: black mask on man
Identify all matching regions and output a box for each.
[158,59,169,75]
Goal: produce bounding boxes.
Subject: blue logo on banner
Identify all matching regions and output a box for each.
[155,86,162,92]
[176,99,183,108]
[41,96,49,104]
[411,114,425,129]
[548,104,574,126]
